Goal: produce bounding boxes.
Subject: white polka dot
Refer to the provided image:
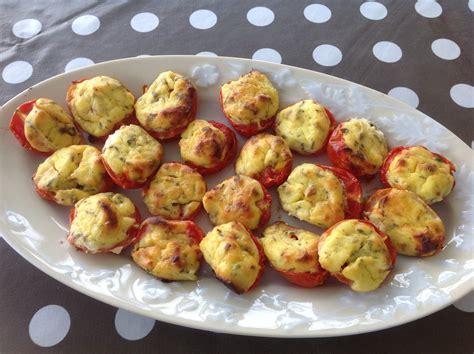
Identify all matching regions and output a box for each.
[71,15,100,35]
[450,84,474,108]
[115,309,155,341]
[130,12,159,32]
[64,57,95,72]
[189,9,217,30]
[312,44,342,66]
[247,7,274,27]
[304,4,332,24]
[360,2,388,20]
[2,61,33,84]
[454,291,474,312]
[431,38,461,60]
[12,19,42,39]
[373,41,402,63]
[469,0,474,11]
[415,0,443,18]
[29,305,70,347]
[388,87,420,108]
[196,51,217,57]
[252,48,282,64]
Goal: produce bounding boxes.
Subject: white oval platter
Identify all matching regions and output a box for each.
[0,55,472,338]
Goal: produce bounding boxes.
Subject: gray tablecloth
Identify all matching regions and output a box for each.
[1,1,473,353]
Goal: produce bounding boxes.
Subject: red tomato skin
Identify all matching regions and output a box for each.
[275,268,329,288]
[184,120,237,175]
[67,205,141,254]
[255,159,293,188]
[258,184,272,228]
[317,164,363,219]
[219,87,275,137]
[9,99,52,156]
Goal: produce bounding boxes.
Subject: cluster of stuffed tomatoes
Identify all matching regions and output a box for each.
[10,69,456,294]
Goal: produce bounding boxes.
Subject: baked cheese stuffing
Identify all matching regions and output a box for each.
[385,146,455,204]
[220,70,279,125]
[33,145,110,206]
[132,218,203,281]
[143,162,206,220]
[68,192,138,253]
[135,71,196,137]
[102,124,163,185]
[179,120,229,168]
[203,175,271,230]
[261,222,323,273]
[235,133,292,181]
[67,76,135,138]
[19,98,82,152]
[275,100,332,154]
[364,188,445,256]
[200,221,262,293]
[278,164,346,228]
[339,118,388,175]
[318,220,392,292]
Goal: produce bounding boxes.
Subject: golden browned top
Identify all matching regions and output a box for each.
[221,70,279,125]
[135,71,196,133]
[203,175,270,230]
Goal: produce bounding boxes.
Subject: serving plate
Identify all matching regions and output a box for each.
[0,55,472,338]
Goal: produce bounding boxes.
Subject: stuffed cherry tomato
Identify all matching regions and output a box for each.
[261,222,329,288]
[275,99,336,155]
[318,219,397,292]
[327,118,388,177]
[179,119,237,175]
[132,217,204,282]
[235,133,293,188]
[278,163,362,229]
[220,70,279,137]
[33,145,113,206]
[101,124,163,189]
[380,145,456,204]
[9,98,83,155]
[363,188,445,257]
[67,192,141,254]
[135,71,197,140]
[200,221,265,294]
[203,175,272,230]
[66,76,136,141]
[142,162,207,220]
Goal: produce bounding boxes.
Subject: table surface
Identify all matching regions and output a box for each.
[1,1,473,353]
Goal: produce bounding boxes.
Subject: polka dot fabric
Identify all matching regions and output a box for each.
[0,1,472,352]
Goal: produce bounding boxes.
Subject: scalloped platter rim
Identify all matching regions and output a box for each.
[0,55,473,338]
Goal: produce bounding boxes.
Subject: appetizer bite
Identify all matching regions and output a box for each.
[235,133,292,188]
[101,124,163,189]
[278,163,362,229]
[318,219,396,292]
[275,99,336,155]
[220,70,279,136]
[261,222,329,288]
[135,71,197,140]
[132,217,204,281]
[66,76,135,140]
[202,175,272,230]
[9,98,83,155]
[200,221,265,294]
[142,162,206,220]
[67,192,141,254]
[33,145,112,206]
[363,188,445,257]
[179,119,237,175]
[380,146,456,204]
[327,118,388,177]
